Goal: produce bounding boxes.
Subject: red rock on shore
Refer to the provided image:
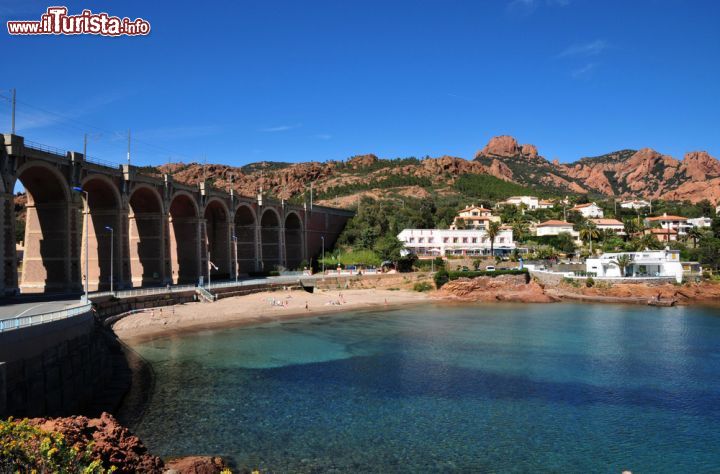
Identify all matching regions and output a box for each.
[31,412,164,473]
[437,275,557,303]
[28,412,228,473]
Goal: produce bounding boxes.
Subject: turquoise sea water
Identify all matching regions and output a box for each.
[126,303,720,473]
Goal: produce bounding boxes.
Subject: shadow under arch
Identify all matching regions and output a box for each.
[203,199,230,280]
[168,192,200,284]
[260,208,282,271]
[234,204,257,275]
[284,212,304,270]
[15,162,74,293]
[80,175,122,291]
[128,185,165,287]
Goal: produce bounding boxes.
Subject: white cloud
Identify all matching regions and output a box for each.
[571,63,596,79]
[314,133,332,140]
[558,40,608,58]
[259,123,302,132]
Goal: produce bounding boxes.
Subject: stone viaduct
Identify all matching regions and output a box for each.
[0,134,353,295]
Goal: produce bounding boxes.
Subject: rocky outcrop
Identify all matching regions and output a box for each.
[25,413,228,473]
[679,151,720,181]
[164,456,228,474]
[437,275,557,303]
[347,154,379,168]
[474,135,540,160]
[31,413,164,473]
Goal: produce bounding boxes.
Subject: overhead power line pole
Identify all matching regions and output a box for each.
[11,88,16,134]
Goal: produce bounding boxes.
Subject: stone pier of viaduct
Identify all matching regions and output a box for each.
[0,134,353,295]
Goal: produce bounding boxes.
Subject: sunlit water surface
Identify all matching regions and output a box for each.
[126,303,720,473]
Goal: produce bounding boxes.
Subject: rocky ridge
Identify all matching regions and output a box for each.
[136,135,720,207]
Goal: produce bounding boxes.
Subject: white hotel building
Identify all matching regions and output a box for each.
[398,228,516,257]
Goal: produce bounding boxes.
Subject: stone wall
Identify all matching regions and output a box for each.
[531,270,677,286]
[0,314,129,418]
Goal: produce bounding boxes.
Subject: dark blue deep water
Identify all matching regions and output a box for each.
[126,303,720,473]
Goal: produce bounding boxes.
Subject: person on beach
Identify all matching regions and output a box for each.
[305,301,309,311]
[339,292,345,304]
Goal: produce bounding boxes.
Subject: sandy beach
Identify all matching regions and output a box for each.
[112,288,431,342]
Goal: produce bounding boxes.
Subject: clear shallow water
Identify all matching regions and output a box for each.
[126,303,720,473]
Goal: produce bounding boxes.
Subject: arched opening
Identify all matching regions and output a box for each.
[203,200,230,281]
[285,213,304,270]
[169,193,200,284]
[260,209,281,271]
[128,186,165,287]
[16,164,73,293]
[234,205,257,275]
[81,177,121,291]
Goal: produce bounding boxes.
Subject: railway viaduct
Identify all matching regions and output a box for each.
[0,134,353,295]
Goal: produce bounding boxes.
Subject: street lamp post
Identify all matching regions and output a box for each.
[233,233,238,284]
[105,226,114,294]
[321,235,325,275]
[73,186,89,302]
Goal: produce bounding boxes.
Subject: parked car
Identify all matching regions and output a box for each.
[485,266,495,272]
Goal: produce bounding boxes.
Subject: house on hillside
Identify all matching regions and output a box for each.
[620,199,651,210]
[688,217,712,229]
[398,227,516,257]
[450,205,501,230]
[570,202,604,218]
[498,196,552,210]
[636,228,678,242]
[589,218,625,234]
[534,220,581,242]
[643,213,691,235]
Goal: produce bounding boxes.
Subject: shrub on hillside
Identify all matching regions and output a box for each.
[434,269,450,289]
[0,418,107,473]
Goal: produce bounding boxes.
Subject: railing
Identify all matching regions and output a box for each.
[84,155,121,169]
[196,286,216,302]
[0,303,92,333]
[24,139,68,157]
[90,284,196,299]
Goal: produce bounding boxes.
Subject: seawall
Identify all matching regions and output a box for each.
[0,312,132,418]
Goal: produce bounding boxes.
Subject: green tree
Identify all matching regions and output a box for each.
[610,254,633,277]
[486,221,502,257]
[578,221,600,254]
[374,233,404,262]
[555,232,577,254]
[623,218,641,240]
[511,218,530,242]
[687,227,704,248]
[631,233,662,251]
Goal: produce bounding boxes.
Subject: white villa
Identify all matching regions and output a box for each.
[450,205,500,230]
[688,217,712,229]
[620,199,651,210]
[590,218,625,234]
[498,196,553,210]
[570,202,604,218]
[534,220,580,241]
[644,213,691,235]
[398,227,516,257]
[586,249,684,282]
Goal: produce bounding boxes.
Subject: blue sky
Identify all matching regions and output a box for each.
[1,0,719,168]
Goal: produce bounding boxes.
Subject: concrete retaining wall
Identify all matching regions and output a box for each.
[0,313,128,418]
[531,270,677,286]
